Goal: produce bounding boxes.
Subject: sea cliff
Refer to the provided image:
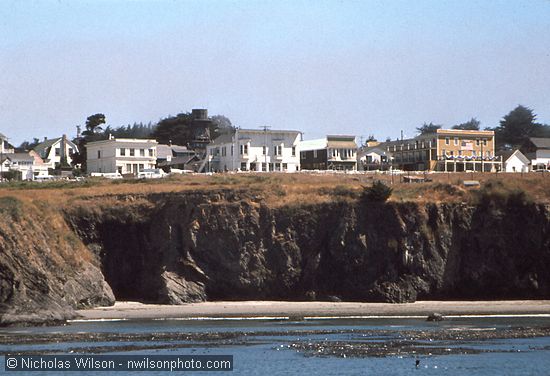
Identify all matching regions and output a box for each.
[1,177,549,326]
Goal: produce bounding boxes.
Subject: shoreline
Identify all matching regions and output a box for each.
[75,300,550,321]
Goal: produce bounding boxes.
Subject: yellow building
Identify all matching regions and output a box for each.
[383,129,501,172]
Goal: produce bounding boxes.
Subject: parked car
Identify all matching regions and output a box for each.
[137,168,167,179]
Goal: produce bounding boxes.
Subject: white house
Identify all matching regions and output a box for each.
[206,129,301,172]
[1,132,14,154]
[34,135,79,169]
[0,151,49,180]
[357,144,393,171]
[497,150,530,173]
[521,138,550,171]
[86,136,158,174]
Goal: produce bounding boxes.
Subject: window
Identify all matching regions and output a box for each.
[139,164,144,171]
[97,150,101,159]
[476,139,480,146]
[454,137,458,146]
[231,145,234,156]
[301,152,305,160]
[140,149,145,157]
[262,163,267,172]
[130,149,135,156]
[240,144,248,155]
[262,146,266,155]
[55,148,60,156]
[292,146,296,157]
[283,163,288,170]
[445,137,450,145]
[149,149,154,157]
[222,147,226,157]
[483,139,487,146]
[240,162,247,171]
[458,150,463,156]
[313,150,318,158]
[126,163,131,172]
[274,145,282,156]
[120,148,126,156]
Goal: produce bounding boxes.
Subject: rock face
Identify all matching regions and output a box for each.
[0,197,114,326]
[2,189,549,325]
[64,190,550,305]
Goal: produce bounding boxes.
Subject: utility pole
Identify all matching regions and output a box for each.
[260,125,270,172]
[0,136,7,182]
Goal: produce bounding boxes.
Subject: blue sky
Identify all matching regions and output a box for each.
[1,0,549,145]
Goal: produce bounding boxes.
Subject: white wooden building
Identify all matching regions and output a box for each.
[206,129,301,172]
[498,150,530,173]
[86,137,158,174]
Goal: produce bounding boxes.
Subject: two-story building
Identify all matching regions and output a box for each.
[521,137,550,171]
[0,150,49,180]
[357,142,393,171]
[206,129,301,172]
[86,136,158,174]
[380,129,499,172]
[156,144,201,172]
[300,135,357,171]
[33,135,79,169]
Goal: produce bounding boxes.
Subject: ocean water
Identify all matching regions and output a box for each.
[1,316,550,375]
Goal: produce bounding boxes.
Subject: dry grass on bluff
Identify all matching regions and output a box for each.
[0,172,549,208]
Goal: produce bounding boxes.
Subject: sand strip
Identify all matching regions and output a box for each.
[75,300,550,321]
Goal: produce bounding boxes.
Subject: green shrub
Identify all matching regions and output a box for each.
[475,180,533,206]
[0,196,23,221]
[361,180,393,202]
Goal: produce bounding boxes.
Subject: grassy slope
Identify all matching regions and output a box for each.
[0,172,549,208]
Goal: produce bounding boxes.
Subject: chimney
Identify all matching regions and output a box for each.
[60,134,67,161]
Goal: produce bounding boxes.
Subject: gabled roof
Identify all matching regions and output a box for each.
[358,146,392,158]
[158,155,200,167]
[496,149,530,164]
[528,137,550,149]
[0,132,6,139]
[157,144,193,159]
[156,144,173,159]
[34,137,61,153]
[4,153,35,162]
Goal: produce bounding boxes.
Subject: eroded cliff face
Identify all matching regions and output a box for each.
[64,190,550,305]
[2,189,548,325]
[0,197,114,326]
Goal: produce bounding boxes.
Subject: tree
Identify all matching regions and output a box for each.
[361,181,393,202]
[152,112,195,146]
[210,115,235,140]
[494,105,539,148]
[82,113,106,136]
[452,118,480,130]
[71,114,107,171]
[416,122,442,135]
[18,138,40,151]
[152,112,234,146]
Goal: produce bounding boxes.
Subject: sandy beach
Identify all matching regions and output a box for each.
[75,300,550,321]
